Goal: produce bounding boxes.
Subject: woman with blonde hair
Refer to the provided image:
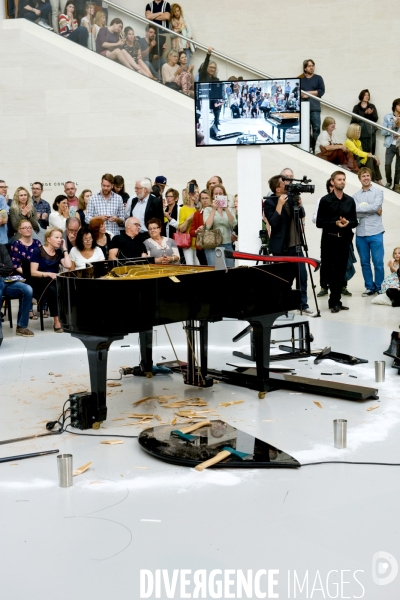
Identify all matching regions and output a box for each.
[76,189,92,224]
[162,49,192,94]
[169,3,194,61]
[92,10,106,42]
[80,2,96,50]
[9,187,40,240]
[203,184,237,267]
[316,117,357,171]
[30,227,72,332]
[177,185,198,265]
[345,124,383,183]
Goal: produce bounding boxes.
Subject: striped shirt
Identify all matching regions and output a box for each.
[59,14,78,37]
[85,192,124,236]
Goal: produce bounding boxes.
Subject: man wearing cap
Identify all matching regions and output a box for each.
[154,175,167,198]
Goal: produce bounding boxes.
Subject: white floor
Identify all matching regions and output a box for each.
[1,310,399,599]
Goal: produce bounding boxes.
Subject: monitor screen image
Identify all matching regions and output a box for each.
[195,78,301,147]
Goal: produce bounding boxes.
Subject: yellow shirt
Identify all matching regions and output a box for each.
[178,205,197,248]
[344,138,368,164]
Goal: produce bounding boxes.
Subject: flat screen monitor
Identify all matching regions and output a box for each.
[195,78,301,147]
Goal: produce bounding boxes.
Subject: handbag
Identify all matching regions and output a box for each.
[173,232,191,248]
[196,228,223,249]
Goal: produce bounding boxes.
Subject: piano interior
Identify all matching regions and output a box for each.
[101,263,214,280]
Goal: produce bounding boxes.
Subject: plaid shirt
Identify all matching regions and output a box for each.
[85,191,124,236]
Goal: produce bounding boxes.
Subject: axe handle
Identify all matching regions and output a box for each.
[180,421,211,434]
[195,450,231,472]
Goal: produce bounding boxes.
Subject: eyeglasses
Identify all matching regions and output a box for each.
[134,187,144,191]
[19,226,33,230]
[131,223,141,227]
[0,185,7,188]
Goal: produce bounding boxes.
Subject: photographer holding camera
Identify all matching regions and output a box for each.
[263,175,313,315]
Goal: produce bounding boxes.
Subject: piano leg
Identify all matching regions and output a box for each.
[71,333,125,423]
[184,320,213,388]
[139,329,153,376]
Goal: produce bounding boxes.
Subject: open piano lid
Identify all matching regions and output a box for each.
[138,420,300,469]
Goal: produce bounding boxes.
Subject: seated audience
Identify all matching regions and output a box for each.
[0,243,35,338]
[162,50,191,93]
[49,195,70,231]
[316,117,357,171]
[86,174,125,236]
[198,47,219,82]
[170,3,194,61]
[92,9,106,42]
[10,218,41,320]
[388,247,400,273]
[162,188,179,238]
[351,89,378,154]
[9,187,40,240]
[76,189,91,224]
[63,216,81,251]
[31,182,51,231]
[190,188,211,265]
[30,227,72,332]
[113,176,130,205]
[177,50,194,96]
[144,218,180,263]
[89,216,113,258]
[123,27,156,79]
[96,18,142,71]
[345,124,383,184]
[203,184,237,267]
[18,0,52,29]
[137,24,166,79]
[59,1,89,46]
[108,217,147,260]
[80,1,96,49]
[69,226,104,269]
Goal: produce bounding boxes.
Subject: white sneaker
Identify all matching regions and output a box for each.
[38,20,53,30]
[297,308,315,316]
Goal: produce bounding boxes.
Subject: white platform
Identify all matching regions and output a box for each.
[1,315,399,599]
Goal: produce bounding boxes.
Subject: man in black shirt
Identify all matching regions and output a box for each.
[108,217,147,260]
[316,171,357,313]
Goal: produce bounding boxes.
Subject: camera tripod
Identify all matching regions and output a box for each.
[292,194,321,317]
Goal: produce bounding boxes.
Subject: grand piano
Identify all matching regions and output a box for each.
[58,251,376,429]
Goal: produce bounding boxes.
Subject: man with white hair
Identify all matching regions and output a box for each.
[125,179,164,236]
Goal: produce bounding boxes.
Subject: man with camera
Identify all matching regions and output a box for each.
[263,175,313,315]
[316,171,358,313]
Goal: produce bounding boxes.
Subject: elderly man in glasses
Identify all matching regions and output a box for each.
[108,217,147,260]
[125,179,164,238]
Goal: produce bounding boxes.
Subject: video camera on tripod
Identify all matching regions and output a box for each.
[282,176,315,205]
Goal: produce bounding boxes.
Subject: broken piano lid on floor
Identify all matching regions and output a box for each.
[138,420,300,469]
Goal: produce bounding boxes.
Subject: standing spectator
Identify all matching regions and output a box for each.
[0,181,9,245]
[30,227,72,332]
[89,216,113,258]
[18,0,52,29]
[154,175,168,199]
[31,182,51,231]
[63,216,81,251]
[76,189,91,224]
[177,189,197,265]
[49,195,70,231]
[381,98,400,191]
[344,124,383,184]
[316,171,358,313]
[353,167,384,296]
[63,181,79,217]
[300,59,325,154]
[162,187,179,238]
[125,179,164,235]
[86,174,125,236]
[92,9,106,43]
[145,0,170,28]
[170,3,194,61]
[9,187,40,240]
[351,89,379,154]
[138,24,166,79]
[113,176,130,205]
[59,1,89,46]
[69,226,104,269]
[123,27,156,79]
[284,81,291,101]
[0,243,35,338]
[203,184,237,268]
[198,47,219,82]
[190,188,210,266]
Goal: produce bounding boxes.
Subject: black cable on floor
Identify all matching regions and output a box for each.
[62,423,138,439]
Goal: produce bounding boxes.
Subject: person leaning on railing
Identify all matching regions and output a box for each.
[197,47,219,83]
[169,3,194,63]
[345,124,383,184]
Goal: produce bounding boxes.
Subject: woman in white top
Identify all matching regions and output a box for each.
[49,195,69,231]
[81,1,95,50]
[92,10,106,42]
[315,117,355,169]
[69,226,104,270]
